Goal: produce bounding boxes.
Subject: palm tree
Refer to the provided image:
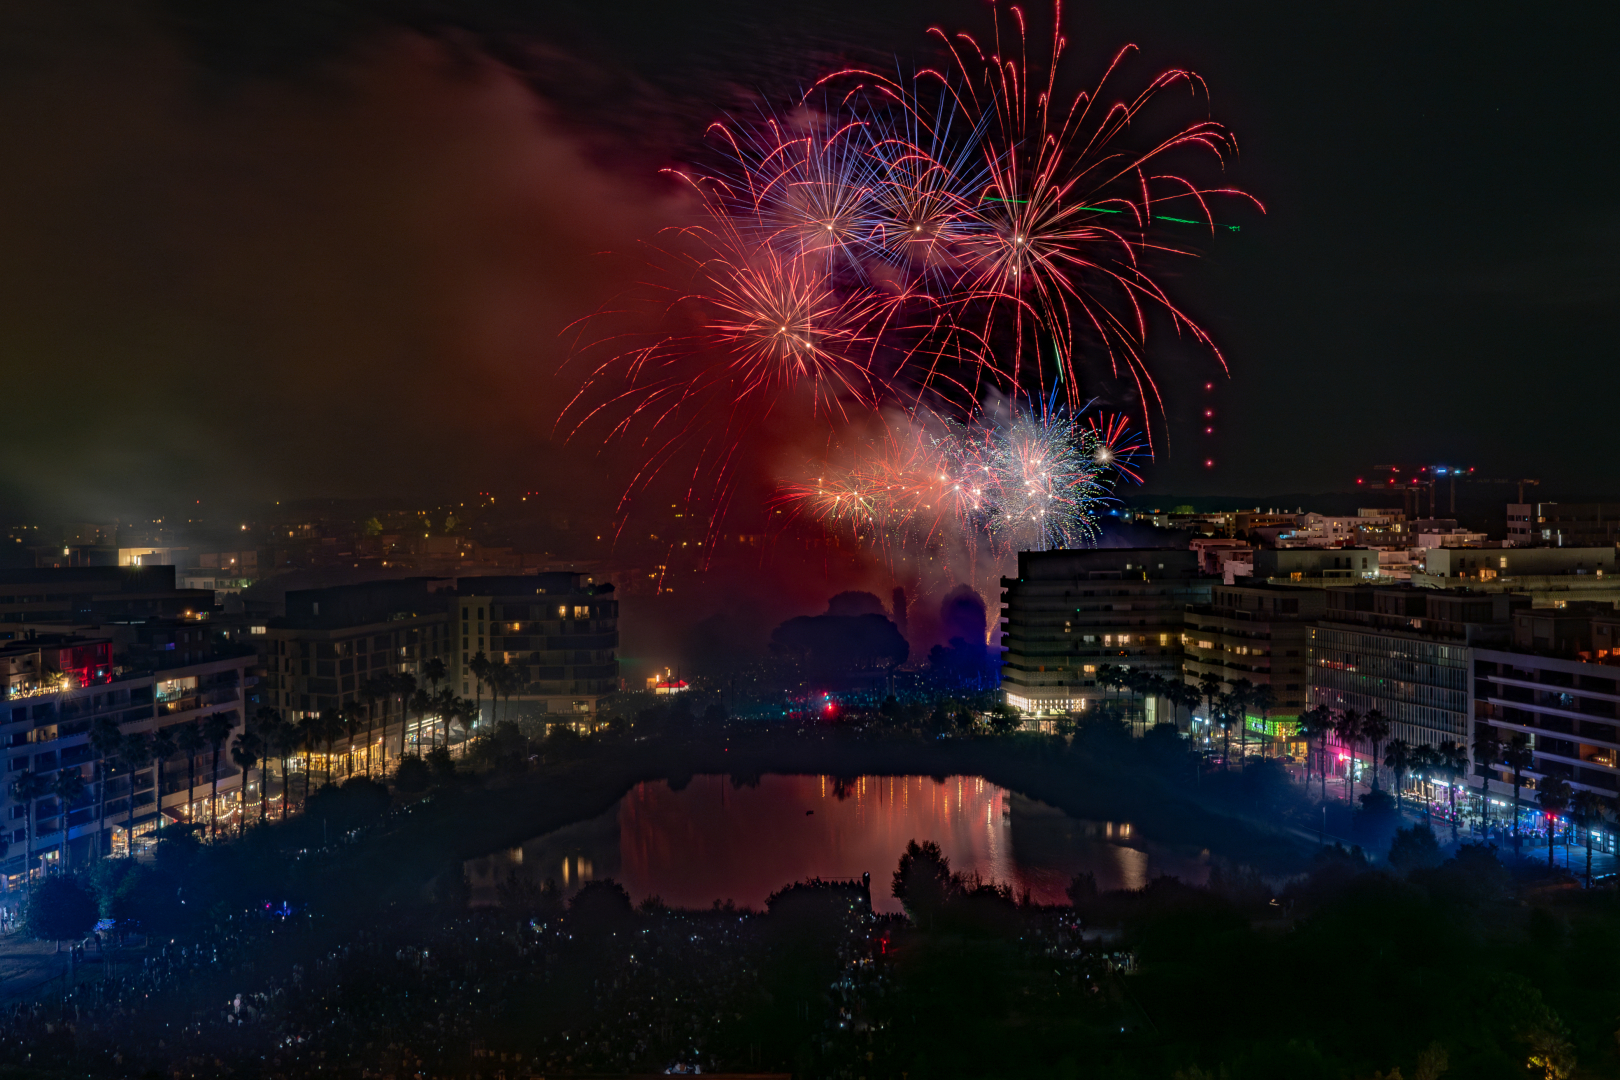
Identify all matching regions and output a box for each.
[487,661,507,726]
[316,707,341,786]
[468,651,491,732]
[229,731,260,836]
[1170,681,1198,732]
[1197,671,1222,740]
[1296,705,1333,801]
[434,687,458,747]
[422,656,446,697]
[1230,678,1255,765]
[1249,684,1276,758]
[503,663,519,727]
[1502,733,1535,857]
[393,671,418,761]
[251,709,281,823]
[1409,744,1438,827]
[1334,709,1365,805]
[411,688,433,753]
[1536,775,1572,871]
[1572,789,1605,887]
[120,731,151,850]
[175,722,205,828]
[1437,739,1468,839]
[490,661,516,727]
[10,771,46,884]
[89,715,124,859]
[271,718,300,819]
[1216,692,1235,770]
[202,712,235,839]
[1094,663,1118,709]
[359,678,383,776]
[149,726,177,834]
[295,713,318,802]
[455,695,479,746]
[1473,725,1501,835]
[340,701,365,776]
[1361,710,1391,791]
[49,769,85,870]
[1384,740,1413,816]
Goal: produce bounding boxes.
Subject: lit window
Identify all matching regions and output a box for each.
[573,606,590,619]
[1103,635,1112,647]
[1159,634,1169,646]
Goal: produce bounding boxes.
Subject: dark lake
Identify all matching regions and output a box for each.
[468,774,1211,914]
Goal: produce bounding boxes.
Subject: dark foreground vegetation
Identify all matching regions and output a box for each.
[3,709,1618,1078]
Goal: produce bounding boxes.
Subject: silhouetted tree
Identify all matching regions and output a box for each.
[1334,709,1364,805]
[1503,732,1535,856]
[1537,775,1572,870]
[201,712,234,838]
[24,875,97,951]
[1473,724,1501,833]
[1361,709,1391,790]
[1384,739,1412,815]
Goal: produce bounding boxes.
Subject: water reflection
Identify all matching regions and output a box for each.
[467,774,1208,914]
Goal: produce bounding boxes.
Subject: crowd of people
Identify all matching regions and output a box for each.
[0,863,1130,1080]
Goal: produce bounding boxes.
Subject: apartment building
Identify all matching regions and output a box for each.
[1182,582,1325,748]
[1302,585,1519,792]
[253,578,451,720]
[448,573,620,724]
[1,638,250,883]
[1472,604,1620,803]
[0,566,214,625]
[1000,549,1209,717]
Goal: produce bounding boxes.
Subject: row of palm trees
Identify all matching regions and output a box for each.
[5,651,531,877]
[1295,706,1619,876]
[218,651,541,834]
[9,710,237,877]
[1092,665,1281,769]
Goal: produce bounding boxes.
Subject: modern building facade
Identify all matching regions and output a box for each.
[254,578,450,721]
[1000,549,1209,717]
[449,573,619,724]
[1306,587,1516,783]
[2,640,250,885]
[1472,646,1620,800]
[0,566,214,625]
[1506,503,1620,549]
[1182,582,1325,748]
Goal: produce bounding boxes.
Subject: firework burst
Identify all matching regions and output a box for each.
[780,399,1143,555]
[563,0,1253,542]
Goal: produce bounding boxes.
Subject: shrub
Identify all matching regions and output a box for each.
[25,875,98,947]
[1387,824,1442,872]
[425,745,455,780]
[394,755,431,794]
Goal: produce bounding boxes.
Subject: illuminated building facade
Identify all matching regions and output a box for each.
[1000,548,1208,717]
[1182,582,1325,749]
[0,566,214,625]
[0,645,249,884]
[254,578,450,719]
[449,573,619,726]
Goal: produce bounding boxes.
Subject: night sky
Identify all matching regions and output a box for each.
[1,0,1614,521]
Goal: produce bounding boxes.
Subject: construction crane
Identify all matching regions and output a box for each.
[1358,467,1541,519]
[1359,465,1477,517]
